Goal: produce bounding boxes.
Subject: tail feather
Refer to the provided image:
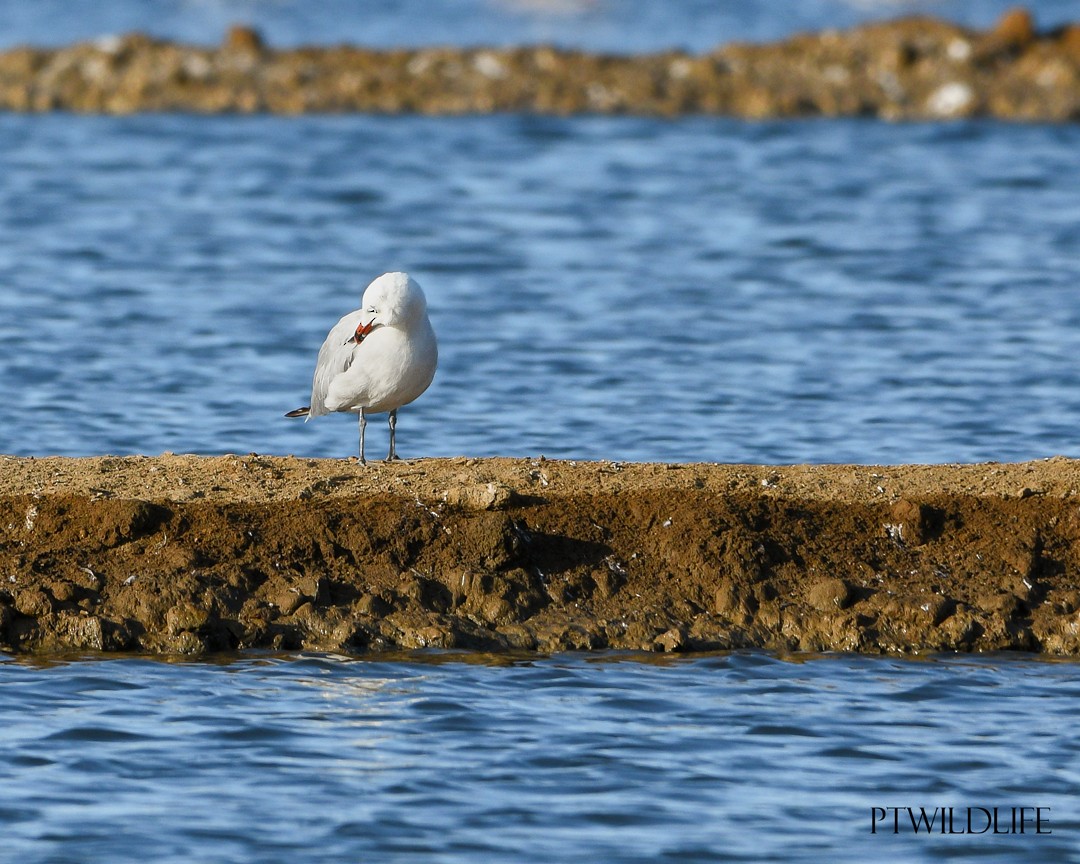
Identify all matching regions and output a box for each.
[284,406,310,418]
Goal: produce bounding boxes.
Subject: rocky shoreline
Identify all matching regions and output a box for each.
[0,9,1078,119]
[2,454,1080,656]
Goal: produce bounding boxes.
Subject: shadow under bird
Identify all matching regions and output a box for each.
[286,272,438,463]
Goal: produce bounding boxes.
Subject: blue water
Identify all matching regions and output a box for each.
[1,651,1078,864]
[1,115,1079,463]
[0,0,1076,52]
[5,6,1080,861]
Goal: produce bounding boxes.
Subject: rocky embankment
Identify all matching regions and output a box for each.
[2,454,1080,656]
[0,8,1078,119]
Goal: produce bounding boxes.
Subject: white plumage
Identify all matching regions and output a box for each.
[287,272,438,463]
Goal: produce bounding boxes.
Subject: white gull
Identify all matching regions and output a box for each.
[286,272,438,463]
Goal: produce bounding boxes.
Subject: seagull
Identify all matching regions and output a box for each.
[286,272,438,463]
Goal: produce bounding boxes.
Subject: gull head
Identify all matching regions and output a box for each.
[358,272,429,335]
[344,272,429,344]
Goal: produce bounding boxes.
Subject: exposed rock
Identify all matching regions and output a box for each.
[445,482,515,511]
[654,626,687,652]
[806,578,854,612]
[993,7,1037,48]
[3,455,1080,655]
[224,25,264,54]
[0,13,1076,119]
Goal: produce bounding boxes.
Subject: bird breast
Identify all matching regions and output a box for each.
[325,321,436,414]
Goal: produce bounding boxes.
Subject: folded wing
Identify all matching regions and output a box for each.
[308,309,366,417]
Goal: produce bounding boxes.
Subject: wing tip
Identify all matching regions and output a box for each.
[284,406,310,418]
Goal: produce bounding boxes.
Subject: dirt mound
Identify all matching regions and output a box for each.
[0,11,1078,119]
[3,454,1080,656]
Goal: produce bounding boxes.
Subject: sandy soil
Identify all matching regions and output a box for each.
[2,453,1080,656]
[0,10,1078,119]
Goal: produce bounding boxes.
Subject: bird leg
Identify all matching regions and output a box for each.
[358,408,367,465]
[387,409,399,461]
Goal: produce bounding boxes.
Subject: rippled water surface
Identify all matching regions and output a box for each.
[1,651,1077,864]
[2,116,1080,463]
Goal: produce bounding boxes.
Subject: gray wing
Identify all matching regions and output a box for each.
[308,309,365,417]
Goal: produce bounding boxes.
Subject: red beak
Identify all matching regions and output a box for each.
[348,320,375,345]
